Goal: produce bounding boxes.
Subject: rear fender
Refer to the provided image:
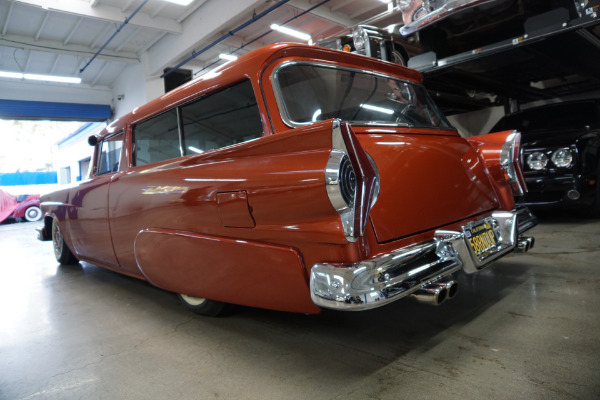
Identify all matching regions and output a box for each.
[466,130,527,208]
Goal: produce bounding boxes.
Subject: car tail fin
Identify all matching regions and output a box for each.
[326,120,379,242]
[467,130,527,197]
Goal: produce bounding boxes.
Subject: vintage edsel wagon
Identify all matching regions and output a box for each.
[38,43,537,316]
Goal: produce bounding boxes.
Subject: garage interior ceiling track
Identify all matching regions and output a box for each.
[1,0,599,116]
[0,0,395,88]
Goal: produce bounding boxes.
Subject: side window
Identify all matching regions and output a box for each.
[134,109,179,166]
[97,133,123,175]
[180,80,263,154]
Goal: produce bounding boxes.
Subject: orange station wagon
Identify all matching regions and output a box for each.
[38,43,537,316]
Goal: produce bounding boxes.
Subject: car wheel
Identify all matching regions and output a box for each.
[52,219,78,265]
[24,206,42,222]
[177,293,226,317]
[391,50,407,66]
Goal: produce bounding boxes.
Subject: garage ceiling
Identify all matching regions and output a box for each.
[0,0,398,89]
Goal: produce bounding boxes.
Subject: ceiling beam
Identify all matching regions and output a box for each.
[64,17,84,46]
[13,0,182,34]
[2,1,15,36]
[0,33,140,65]
[349,2,386,19]
[34,11,50,41]
[146,0,267,76]
[287,0,359,28]
[91,60,107,86]
[50,53,61,74]
[115,27,140,53]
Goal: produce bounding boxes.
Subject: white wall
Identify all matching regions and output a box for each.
[448,105,505,137]
[0,79,112,105]
[111,56,166,120]
[111,62,148,120]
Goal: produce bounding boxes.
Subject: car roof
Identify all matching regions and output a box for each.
[96,43,424,140]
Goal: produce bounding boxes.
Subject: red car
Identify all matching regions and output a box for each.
[38,43,537,316]
[0,189,42,223]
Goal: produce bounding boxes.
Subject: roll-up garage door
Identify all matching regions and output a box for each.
[0,99,111,121]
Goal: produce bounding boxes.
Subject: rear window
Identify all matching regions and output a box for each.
[273,63,453,129]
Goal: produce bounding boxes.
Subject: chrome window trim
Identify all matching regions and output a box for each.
[270,60,453,130]
[95,131,123,176]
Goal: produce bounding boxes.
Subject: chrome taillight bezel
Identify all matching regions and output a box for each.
[500,130,527,196]
[325,120,379,242]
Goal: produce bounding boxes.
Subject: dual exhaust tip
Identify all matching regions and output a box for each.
[409,280,458,306]
[408,236,535,306]
[516,236,535,253]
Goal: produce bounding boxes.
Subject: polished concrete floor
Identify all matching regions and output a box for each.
[1,213,599,400]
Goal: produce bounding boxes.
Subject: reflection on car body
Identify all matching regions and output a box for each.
[38,43,537,316]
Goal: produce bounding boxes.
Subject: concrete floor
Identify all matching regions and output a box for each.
[0,213,599,400]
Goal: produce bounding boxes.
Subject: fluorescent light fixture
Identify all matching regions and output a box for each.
[24,74,81,84]
[0,71,24,79]
[162,0,194,5]
[361,104,394,114]
[218,53,238,62]
[0,71,81,84]
[270,24,312,43]
[188,146,204,154]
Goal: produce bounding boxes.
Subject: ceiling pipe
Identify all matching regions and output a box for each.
[161,0,291,79]
[79,0,150,74]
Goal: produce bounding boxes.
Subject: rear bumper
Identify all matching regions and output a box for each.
[310,207,537,310]
[518,174,595,207]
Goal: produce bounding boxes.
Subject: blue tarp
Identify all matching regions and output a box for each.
[0,171,58,186]
[0,99,111,121]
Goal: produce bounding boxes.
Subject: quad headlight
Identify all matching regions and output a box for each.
[550,147,573,168]
[526,147,574,170]
[526,151,548,170]
[352,26,369,53]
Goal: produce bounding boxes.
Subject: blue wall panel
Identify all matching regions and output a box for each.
[0,172,58,186]
[0,99,111,121]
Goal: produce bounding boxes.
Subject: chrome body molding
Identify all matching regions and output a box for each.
[310,206,537,310]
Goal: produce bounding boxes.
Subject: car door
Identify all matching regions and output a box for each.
[66,132,123,267]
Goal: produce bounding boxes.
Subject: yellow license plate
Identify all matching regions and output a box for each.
[466,221,498,257]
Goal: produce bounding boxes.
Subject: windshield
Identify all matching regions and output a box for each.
[273,63,453,129]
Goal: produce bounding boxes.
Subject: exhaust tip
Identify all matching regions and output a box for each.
[516,236,535,253]
[435,280,458,299]
[409,284,448,306]
[445,281,459,299]
[567,190,580,200]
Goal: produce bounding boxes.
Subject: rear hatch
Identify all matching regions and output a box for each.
[358,131,499,243]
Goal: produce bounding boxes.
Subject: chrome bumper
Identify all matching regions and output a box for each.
[310,207,537,310]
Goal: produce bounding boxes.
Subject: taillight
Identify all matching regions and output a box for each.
[325,120,379,242]
[500,131,527,196]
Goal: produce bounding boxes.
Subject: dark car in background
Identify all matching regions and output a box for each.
[491,99,600,215]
